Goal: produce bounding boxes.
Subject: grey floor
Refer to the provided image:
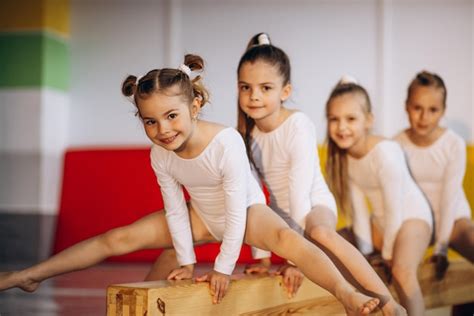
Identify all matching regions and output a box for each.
[0,263,151,316]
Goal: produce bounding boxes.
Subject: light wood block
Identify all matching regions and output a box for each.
[107,259,474,316]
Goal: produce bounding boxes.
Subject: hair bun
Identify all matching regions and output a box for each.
[339,74,359,85]
[121,75,138,97]
[257,33,271,45]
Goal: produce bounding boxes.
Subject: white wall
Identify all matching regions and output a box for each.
[69,0,474,147]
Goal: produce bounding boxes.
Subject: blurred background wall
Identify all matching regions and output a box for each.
[0,0,473,260]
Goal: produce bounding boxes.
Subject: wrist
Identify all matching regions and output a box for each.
[182,264,194,271]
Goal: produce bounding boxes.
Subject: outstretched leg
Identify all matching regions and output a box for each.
[244,204,380,316]
[306,206,404,316]
[0,211,173,292]
[450,218,474,262]
[0,203,214,292]
[391,219,431,316]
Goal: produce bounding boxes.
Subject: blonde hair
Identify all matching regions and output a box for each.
[325,80,372,218]
[121,54,209,115]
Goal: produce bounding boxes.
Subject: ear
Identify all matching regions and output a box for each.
[365,112,374,130]
[190,97,201,118]
[280,83,292,102]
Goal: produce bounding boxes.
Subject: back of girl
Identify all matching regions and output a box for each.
[394,71,474,279]
[237,33,405,316]
[325,76,433,316]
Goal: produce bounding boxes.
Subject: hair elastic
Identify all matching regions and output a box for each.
[257,33,271,45]
[178,64,192,76]
[339,74,359,85]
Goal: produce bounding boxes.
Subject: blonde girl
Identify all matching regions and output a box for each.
[394,71,474,279]
[0,55,380,315]
[237,33,405,316]
[325,77,433,316]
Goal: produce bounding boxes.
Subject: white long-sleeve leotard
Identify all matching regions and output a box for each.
[348,140,433,260]
[394,129,471,254]
[250,112,337,259]
[150,127,265,275]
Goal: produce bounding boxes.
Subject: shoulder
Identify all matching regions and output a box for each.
[393,130,409,144]
[373,140,405,161]
[443,129,466,147]
[288,111,314,129]
[150,144,171,170]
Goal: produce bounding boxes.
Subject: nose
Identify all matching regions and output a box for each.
[157,121,170,135]
[250,89,260,101]
[338,120,348,131]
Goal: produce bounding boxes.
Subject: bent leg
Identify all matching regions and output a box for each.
[244,204,380,316]
[0,210,175,292]
[306,206,401,314]
[391,219,431,316]
[450,218,474,262]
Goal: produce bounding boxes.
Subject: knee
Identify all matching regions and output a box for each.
[100,227,132,255]
[391,262,417,286]
[275,227,301,249]
[308,224,335,245]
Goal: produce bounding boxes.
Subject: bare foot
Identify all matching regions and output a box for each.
[342,291,380,316]
[381,300,407,316]
[0,271,40,292]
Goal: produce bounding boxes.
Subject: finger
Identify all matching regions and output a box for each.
[167,270,180,280]
[294,275,303,295]
[217,282,225,303]
[212,281,219,304]
[288,276,296,297]
[195,274,209,282]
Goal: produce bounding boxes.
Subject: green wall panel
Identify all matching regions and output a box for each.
[0,33,69,91]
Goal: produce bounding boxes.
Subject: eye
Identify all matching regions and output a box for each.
[239,85,249,91]
[143,119,156,126]
[168,113,178,120]
[263,85,272,91]
[429,107,440,113]
[347,116,356,121]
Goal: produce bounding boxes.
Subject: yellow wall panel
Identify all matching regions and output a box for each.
[0,0,43,30]
[44,0,70,36]
[0,0,69,36]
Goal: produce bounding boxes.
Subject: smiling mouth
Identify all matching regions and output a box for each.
[160,134,178,144]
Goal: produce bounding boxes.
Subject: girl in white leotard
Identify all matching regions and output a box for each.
[394,71,474,279]
[236,33,404,316]
[325,76,433,316]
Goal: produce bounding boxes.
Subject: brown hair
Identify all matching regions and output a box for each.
[325,80,372,218]
[406,70,447,108]
[121,54,209,115]
[236,33,291,174]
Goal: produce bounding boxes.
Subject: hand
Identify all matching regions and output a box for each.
[167,264,194,280]
[275,264,304,298]
[195,270,231,304]
[430,254,449,281]
[244,258,271,274]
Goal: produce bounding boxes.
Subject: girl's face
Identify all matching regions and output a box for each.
[406,86,445,138]
[327,93,373,151]
[238,60,291,124]
[137,87,199,153]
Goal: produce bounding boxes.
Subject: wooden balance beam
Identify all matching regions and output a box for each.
[107,259,474,316]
